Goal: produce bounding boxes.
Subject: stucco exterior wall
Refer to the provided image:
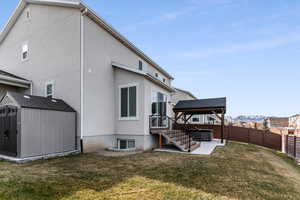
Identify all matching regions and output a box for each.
[114,68,145,135]
[0,4,81,136]
[82,16,172,151]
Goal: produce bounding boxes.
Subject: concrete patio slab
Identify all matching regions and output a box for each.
[154,139,226,155]
[191,139,226,155]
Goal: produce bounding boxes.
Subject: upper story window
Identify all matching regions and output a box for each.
[138,60,143,71]
[163,78,166,83]
[25,9,31,21]
[155,73,158,78]
[120,84,138,120]
[45,81,54,98]
[21,43,29,61]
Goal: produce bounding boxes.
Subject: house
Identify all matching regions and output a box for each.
[0,0,175,153]
[289,114,300,129]
[265,117,289,129]
[171,88,221,125]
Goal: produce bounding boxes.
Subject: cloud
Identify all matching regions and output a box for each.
[178,32,300,59]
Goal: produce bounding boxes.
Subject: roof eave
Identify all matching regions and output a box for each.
[112,62,175,92]
[79,2,174,80]
[0,74,31,88]
[0,0,174,80]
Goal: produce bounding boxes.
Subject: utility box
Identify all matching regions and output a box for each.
[0,92,77,160]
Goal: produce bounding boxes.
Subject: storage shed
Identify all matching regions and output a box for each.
[0,92,77,161]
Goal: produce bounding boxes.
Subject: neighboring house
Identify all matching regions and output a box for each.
[0,0,175,152]
[170,88,220,125]
[265,117,289,128]
[289,114,300,129]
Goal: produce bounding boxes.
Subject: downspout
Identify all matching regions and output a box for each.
[80,8,88,153]
[30,81,33,95]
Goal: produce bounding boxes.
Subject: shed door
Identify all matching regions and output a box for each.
[0,106,18,157]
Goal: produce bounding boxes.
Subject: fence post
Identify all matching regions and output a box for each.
[294,136,297,158]
[247,129,250,143]
[262,131,265,147]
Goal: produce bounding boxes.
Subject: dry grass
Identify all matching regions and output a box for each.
[0,142,300,200]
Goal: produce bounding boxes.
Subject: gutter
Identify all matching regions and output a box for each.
[0,74,31,88]
[112,62,175,92]
[0,0,174,80]
[79,2,174,80]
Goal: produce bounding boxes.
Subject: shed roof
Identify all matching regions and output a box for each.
[173,97,226,114]
[6,92,76,112]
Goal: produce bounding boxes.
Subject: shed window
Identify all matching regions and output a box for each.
[45,82,54,98]
[138,60,143,71]
[22,43,29,61]
[120,85,137,119]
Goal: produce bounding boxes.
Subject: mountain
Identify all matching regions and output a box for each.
[231,115,268,123]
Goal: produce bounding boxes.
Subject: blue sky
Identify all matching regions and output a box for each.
[1,0,300,117]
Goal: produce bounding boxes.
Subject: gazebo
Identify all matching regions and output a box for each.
[173,97,227,143]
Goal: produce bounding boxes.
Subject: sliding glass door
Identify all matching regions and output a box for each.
[151,91,168,128]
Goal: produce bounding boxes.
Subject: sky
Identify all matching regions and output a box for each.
[0,0,300,117]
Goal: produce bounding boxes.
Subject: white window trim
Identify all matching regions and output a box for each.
[119,83,139,121]
[21,42,29,62]
[45,81,54,98]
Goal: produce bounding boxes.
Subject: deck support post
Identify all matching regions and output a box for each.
[221,113,225,144]
[159,134,163,149]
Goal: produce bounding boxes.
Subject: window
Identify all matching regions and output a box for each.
[192,115,200,123]
[163,78,166,83]
[120,85,137,119]
[21,43,29,61]
[117,139,136,150]
[138,60,143,71]
[45,82,54,98]
[155,73,158,78]
[25,9,31,21]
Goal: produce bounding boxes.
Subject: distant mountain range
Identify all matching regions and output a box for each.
[229,115,268,123]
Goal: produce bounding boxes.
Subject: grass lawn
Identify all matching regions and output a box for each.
[0,142,300,200]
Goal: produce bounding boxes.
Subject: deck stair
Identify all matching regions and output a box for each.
[152,130,200,152]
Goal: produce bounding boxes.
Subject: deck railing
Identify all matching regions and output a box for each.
[149,115,172,129]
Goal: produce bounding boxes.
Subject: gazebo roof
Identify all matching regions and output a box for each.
[173,97,226,114]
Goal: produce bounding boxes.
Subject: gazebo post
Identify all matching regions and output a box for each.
[221,112,225,143]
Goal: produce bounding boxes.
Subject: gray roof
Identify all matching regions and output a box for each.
[173,97,226,114]
[8,92,76,112]
[0,69,28,81]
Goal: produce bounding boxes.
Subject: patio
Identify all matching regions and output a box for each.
[154,139,226,155]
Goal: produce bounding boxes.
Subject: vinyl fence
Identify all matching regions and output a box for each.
[285,135,300,161]
[173,124,282,151]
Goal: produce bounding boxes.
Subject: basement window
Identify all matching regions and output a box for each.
[117,139,136,150]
